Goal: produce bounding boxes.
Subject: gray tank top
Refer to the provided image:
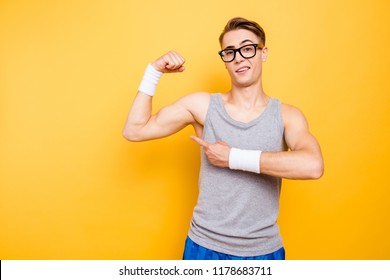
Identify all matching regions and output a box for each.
[188,93,287,256]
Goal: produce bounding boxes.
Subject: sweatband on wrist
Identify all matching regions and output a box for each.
[229,148,262,174]
[138,64,163,96]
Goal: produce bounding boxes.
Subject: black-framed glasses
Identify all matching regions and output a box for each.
[218,44,262,62]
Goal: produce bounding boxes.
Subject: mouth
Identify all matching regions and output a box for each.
[235,66,250,73]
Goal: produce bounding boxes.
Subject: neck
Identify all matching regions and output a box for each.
[228,80,268,108]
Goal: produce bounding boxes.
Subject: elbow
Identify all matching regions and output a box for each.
[122,128,143,142]
[307,158,324,180]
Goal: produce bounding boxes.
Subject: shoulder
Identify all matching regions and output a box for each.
[281,102,304,116]
[281,103,307,121]
[176,92,212,125]
[281,103,309,129]
[182,91,211,102]
[176,92,211,109]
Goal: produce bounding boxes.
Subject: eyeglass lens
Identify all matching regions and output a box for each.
[220,44,258,62]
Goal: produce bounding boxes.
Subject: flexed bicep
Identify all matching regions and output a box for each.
[140,102,195,140]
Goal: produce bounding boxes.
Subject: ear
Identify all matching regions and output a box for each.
[261,46,268,62]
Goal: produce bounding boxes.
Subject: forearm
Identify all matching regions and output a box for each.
[122,51,186,142]
[191,135,324,179]
[122,92,153,141]
[260,149,324,180]
[192,104,324,179]
[122,63,162,141]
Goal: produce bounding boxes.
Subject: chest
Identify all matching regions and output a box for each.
[223,103,268,123]
[203,97,286,152]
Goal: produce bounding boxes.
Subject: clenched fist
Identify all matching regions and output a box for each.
[151,51,186,73]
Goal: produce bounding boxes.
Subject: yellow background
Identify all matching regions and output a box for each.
[1,0,389,259]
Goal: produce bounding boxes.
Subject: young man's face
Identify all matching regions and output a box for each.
[221,29,267,88]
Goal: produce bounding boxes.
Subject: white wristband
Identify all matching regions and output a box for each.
[138,64,163,96]
[229,148,262,174]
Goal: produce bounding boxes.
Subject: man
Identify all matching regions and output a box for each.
[123,17,324,260]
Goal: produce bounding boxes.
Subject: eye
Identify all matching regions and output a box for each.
[242,46,253,53]
[224,50,234,56]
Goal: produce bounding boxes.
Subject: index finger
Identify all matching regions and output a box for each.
[190,136,209,148]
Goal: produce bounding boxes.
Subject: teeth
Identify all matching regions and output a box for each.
[237,67,249,72]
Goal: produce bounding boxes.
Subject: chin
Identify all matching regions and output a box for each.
[234,79,254,88]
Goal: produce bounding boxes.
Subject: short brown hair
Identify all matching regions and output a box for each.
[219,17,266,47]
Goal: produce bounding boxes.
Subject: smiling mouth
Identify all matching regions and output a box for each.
[236,66,250,73]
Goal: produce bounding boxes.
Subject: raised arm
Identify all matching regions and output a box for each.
[123,51,208,141]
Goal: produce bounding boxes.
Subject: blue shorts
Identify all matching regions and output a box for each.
[183,237,285,260]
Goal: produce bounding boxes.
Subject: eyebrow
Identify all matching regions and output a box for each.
[224,39,254,49]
